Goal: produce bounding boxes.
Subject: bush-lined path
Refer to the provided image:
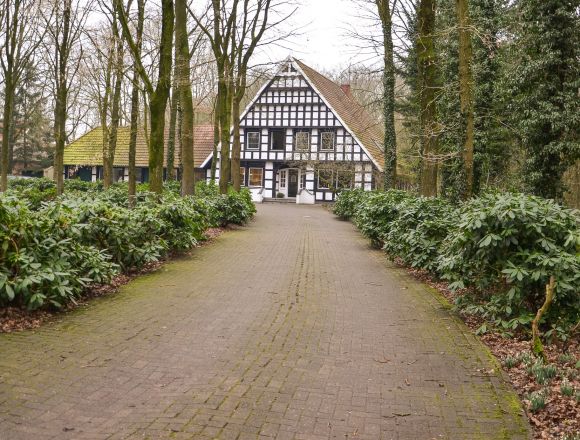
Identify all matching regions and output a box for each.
[0,204,530,439]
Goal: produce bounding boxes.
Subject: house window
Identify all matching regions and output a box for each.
[294,130,310,151]
[249,167,263,187]
[280,170,287,188]
[318,169,334,189]
[270,130,285,151]
[246,131,260,149]
[320,130,335,151]
[114,168,125,182]
[240,167,246,186]
[336,170,354,189]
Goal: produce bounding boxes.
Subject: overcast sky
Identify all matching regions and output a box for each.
[255,0,381,72]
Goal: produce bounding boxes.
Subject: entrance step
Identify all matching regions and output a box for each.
[263,197,296,204]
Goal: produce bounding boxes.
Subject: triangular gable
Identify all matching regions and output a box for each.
[201,57,384,170]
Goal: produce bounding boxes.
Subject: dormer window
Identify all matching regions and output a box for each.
[320,129,335,151]
[246,130,260,149]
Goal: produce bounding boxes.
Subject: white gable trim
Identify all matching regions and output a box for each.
[200,59,292,167]
[199,57,383,172]
[292,59,383,172]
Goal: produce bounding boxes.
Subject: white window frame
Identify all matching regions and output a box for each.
[295,130,310,151]
[246,131,260,150]
[248,167,263,187]
[280,169,287,188]
[320,130,335,151]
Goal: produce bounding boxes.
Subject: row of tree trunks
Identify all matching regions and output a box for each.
[0,0,43,191]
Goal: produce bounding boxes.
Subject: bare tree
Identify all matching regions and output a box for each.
[417,0,438,196]
[42,0,91,195]
[175,0,195,195]
[456,0,474,198]
[128,0,145,205]
[375,0,397,189]
[116,0,174,195]
[193,0,238,194]
[0,0,46,191]
[230,0,274,192]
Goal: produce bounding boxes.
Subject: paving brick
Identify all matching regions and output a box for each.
[0,204,530,439]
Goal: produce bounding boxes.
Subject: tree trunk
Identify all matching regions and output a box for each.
[231,97,241,191]
[128,78,139,206]
[417,0,439,197]
[217,74,232,194]
[175,0,194,195]
[531,276,555,361]
[1,78,15,191]
[211,98,219,182]
[376,0,397,190]
[128,0,144,206]
[101,45,114,188]
[166,68,178,181]
[456,0,475,199]
[147,0,174,195]
[107,28,124,187]
[52,1,72,196]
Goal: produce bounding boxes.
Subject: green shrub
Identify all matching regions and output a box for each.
[335,189,579,335]
[0,197,118,309]
[353,190,410,247]
[383,196,456,272]
[1,181,256,310]
[438,192,580,333]
[333,188,367,219]
[64,179,103,192]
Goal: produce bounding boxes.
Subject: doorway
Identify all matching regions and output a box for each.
[288,169,299,197]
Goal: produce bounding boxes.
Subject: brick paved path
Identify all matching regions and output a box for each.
[0,204,530,440]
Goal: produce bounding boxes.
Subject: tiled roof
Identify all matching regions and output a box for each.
[63,124,214,168]
[293,59,385,170]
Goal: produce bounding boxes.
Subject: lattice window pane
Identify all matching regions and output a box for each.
[249,168,263,186]
[320,131,335,151]
[295,132,310,151]
[247,131,260,149]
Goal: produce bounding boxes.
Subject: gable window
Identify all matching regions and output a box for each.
[320,129,335,151]
[294,130,310,151]
[249,167,263,187]
[270,130,285,151]
[240,167,246,186]
[317,169,334,189]
[246,130,260,150]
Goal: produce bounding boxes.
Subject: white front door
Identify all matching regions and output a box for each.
[279,169,288,196]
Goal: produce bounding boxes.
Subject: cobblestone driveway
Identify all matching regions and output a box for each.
[0,204,530,440]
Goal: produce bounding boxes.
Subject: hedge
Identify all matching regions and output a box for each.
[0,180,256,310]
[335,189,580,337]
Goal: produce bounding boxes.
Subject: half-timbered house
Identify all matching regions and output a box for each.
[201,57,384,203]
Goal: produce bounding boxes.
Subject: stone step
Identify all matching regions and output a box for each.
[263,197,296,204]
